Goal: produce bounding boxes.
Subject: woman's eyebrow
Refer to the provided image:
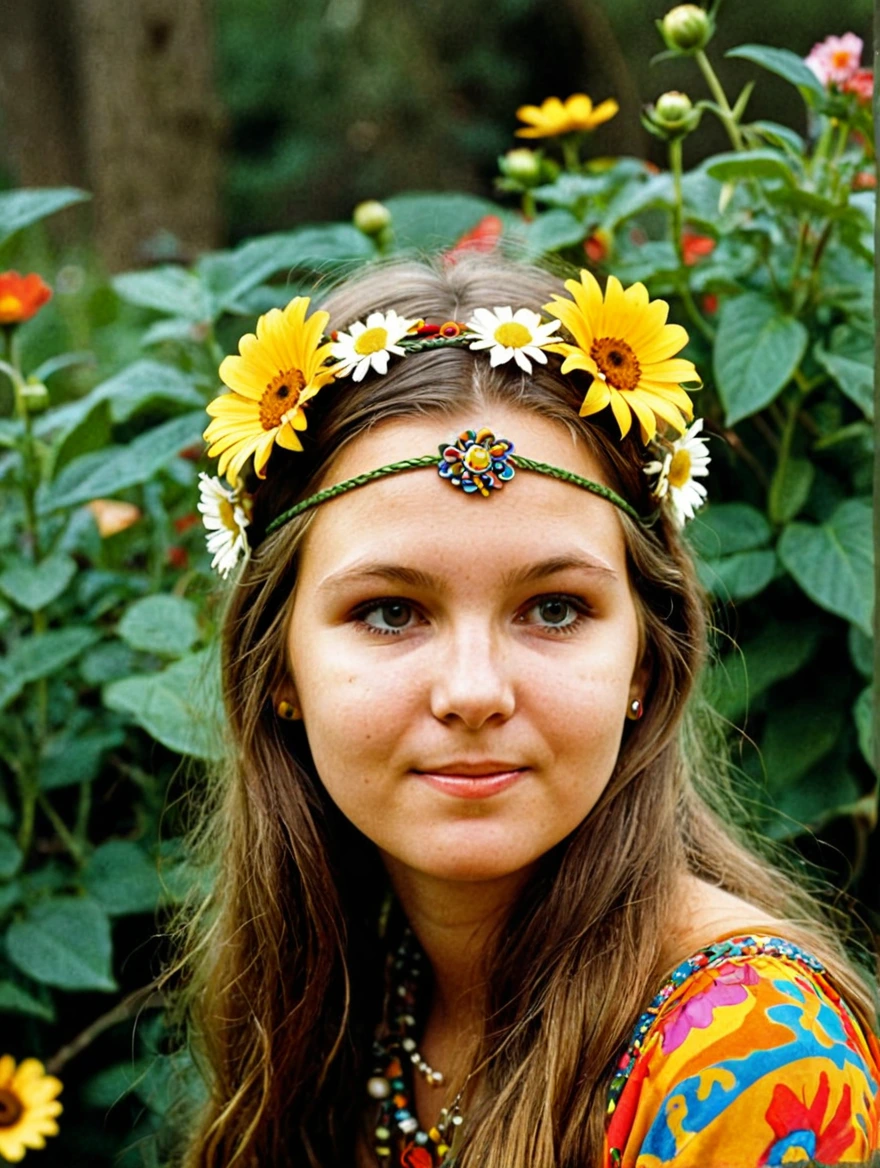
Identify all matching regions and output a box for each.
[319,553,618,594]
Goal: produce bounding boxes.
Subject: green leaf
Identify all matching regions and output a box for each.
[764,753,861,839]
[0,980,54,1021]
[113,266,211,321]
[697,549,777,602]
[778,498,874,634]
[103,649,223,761]
[80,641,141,686]
[714,293,808,424]
[705,621,820,723]
[197,225,374,315]
[84,841,163,916]
[0,552,77,612]
[687,502,771,558]
[117,595,200,658]
[0,627,101,711]
[853,687,874,770]
[36,360,204,437]
[848,625,874,678]
[814,334,873,420]
[761,699,844,788]
[706,149,796,186]
[603,173,673,229]
[382,193,504,252]
[750,121,805,155]
[0,829,23,879]
[40,728,125,791]
[41,410,205,513]
[6,897,116,991]
[726,44,826,101]
[0,187,90,247]
[82,1060,152,1109]
[52,399,113,479]
[768,457,814,525]
[523,210,585,255]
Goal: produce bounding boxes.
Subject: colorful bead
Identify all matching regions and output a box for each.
[437,428,516,497]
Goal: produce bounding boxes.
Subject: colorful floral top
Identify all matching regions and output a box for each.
[604,932,880,1166]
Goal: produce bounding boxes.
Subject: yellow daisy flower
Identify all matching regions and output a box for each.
[204,296,336,482]
[543,270,700,443]
[515,93,619,139]
[0,1055,63,1162]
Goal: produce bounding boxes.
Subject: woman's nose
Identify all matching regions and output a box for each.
[429,620,516,729]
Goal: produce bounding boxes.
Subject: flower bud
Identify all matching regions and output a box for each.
[353,200,392,237]
[650,91,698,135]
[20,380,50,413]
[500,148,542,186]
[659,5,713,53]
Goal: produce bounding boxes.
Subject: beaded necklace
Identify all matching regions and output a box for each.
[367,930,466,1167]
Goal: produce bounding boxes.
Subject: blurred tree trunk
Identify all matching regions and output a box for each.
[0,0,223,270]
[72,0,223,270]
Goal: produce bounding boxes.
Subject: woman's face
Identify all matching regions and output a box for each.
[286,405,647,884]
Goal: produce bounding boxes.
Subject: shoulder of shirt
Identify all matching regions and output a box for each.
[606,932,880,1114]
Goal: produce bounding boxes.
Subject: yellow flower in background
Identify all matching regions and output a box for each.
[0,1056,62,1161]
[204,296,337,482]
[515,93,619,138]
[543,270,700,443]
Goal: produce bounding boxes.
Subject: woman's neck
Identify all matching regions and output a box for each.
[382,856,535,1028]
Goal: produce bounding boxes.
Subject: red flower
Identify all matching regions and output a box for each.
[400,1145,433,1168]
[584,228,611,264]
[853,170,877,190]
[843,68,873,105]
[759,1072,856,1164]
[444,215,503,263]
[0,271,52,324]
[701,293,719,316]
[173,512,200,534]
[167,546,189,570]
[681,229,715,267]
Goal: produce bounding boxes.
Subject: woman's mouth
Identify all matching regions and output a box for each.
[411,764,528,799]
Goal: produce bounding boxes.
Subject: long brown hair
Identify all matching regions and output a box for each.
[172,256,877,1167]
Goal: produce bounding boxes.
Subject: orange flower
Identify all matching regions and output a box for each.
[87,499,141,537]
[584,229,611,264]
[681,229,715,266]
[843,68,873,105]
[0,272,52,325]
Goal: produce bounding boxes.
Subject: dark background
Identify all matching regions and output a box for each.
[0,0,873,269]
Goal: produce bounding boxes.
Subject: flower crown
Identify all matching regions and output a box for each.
[198,269,709,578]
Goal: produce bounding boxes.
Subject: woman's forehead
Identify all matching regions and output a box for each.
[297,407,631,584]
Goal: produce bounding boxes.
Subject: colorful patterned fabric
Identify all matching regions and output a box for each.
[605,933,880,1166]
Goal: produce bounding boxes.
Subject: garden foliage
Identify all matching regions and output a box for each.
[0,14,875,1164]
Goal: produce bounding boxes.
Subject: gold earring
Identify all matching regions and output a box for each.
[277,700,302,721]
[626,698,644,721]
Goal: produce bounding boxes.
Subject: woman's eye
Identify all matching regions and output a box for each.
[520,595,588,632]
[357,600,419,635]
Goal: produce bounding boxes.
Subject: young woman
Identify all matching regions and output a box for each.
[179,256,880,1166]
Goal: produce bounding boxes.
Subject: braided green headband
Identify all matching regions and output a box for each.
[264,429,642,538]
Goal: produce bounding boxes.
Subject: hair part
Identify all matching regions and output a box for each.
[169,255,878,1167]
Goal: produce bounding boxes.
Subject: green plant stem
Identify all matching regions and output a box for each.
[560,134,581,172]
[74,780,92,845]
[522,190,536,220]
[37,793,85,866]
[695,50,743,150]
[668,137,715,343]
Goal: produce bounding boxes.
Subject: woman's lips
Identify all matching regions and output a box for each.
[412,768,528,799]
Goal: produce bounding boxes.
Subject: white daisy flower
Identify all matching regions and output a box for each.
[330,310,419,382]
[465,306,562,374]
[197,473,251,578]
[643,417,711,527]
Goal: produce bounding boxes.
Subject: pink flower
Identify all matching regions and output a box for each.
[805,33,863,86]
[660,962,760,1054]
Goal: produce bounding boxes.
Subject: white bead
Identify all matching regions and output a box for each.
[401,1037,416,1052]
[399,1116,419,1134]
[431,1070,444,1085]
[367,1076,391,1099]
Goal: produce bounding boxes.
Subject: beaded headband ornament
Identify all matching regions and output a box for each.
[198,268,710,578]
